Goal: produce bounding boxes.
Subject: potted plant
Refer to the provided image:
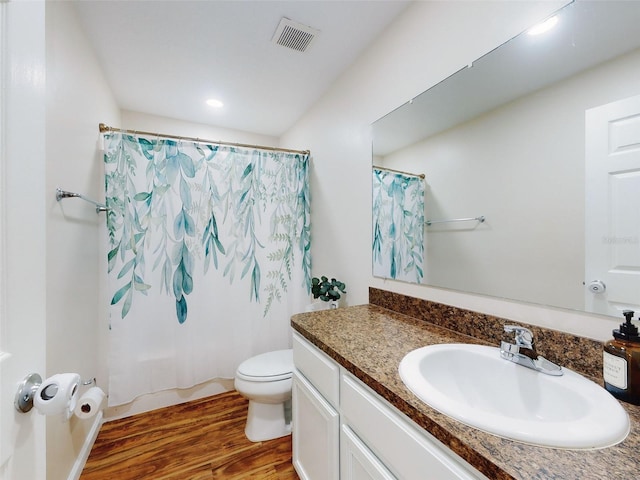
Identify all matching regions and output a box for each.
[310,276,346,310]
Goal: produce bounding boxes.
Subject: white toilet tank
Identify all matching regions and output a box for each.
[236,349,293,382]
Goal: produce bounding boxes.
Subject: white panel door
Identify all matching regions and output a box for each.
[585,93,640,317]
[0,1,47,479]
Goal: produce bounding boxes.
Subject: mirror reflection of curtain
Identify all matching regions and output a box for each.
[103,133,311,406]
[372,168,425,283]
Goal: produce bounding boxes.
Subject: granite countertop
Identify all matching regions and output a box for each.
[291,304,640,480]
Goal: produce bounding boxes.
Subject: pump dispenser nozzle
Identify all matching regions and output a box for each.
[614,310,640,341]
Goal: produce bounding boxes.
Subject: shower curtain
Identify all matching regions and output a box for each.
[372,168,425,283]
[103,133,311,406]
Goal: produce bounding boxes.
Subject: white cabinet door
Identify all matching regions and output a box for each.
[341,425,396,480]
[292,371,340,480]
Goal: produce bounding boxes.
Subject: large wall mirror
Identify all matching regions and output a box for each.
[372,1,640,318]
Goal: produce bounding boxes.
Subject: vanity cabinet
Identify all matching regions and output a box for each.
[292,331,487,480]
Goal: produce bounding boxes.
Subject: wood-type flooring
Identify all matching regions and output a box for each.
[80,390,299,480]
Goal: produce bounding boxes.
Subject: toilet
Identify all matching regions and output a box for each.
[234,349,294,442]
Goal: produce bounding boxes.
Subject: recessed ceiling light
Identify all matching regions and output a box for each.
[527,16,559,36]
[206,98,224,108]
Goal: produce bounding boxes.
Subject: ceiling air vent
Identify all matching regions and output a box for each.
[272,17,319,53]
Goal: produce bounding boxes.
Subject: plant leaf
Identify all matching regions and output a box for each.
[180,176,192,209]
[251,262,261,301]
[134,192,151,201]
[178,152,196,178]
[117,258,135,279]
[183,270,193,295]
[122,287,133,318]
[172,263,184,298]
[183,210,196,237]
[111,282,131,305]
[107,246,119,272]
[241,163,253,180]
[173,210,185,238]
[176,295,187,324]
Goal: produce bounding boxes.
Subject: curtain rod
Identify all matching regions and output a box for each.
[98,123,310,156]
[372,165,425,180]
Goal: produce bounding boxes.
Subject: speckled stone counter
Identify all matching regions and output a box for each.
[291,300,640,480]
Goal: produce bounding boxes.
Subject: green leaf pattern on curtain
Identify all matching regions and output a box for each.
[104,134,311,323]
[372,168,425,283]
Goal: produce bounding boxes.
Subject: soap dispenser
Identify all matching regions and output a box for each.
[604,310,640,405]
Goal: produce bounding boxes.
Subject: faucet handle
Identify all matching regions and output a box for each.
[504,325,535,349]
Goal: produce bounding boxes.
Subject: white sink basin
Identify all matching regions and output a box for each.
[399,343,629,449]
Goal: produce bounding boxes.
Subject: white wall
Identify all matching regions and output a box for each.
[281,1,621,341]
[45,3,120,479]
[382,47,640,312]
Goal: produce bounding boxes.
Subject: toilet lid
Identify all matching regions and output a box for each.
[237,349,293,382]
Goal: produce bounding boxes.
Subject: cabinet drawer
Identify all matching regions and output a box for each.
[341,373,486,480]
[292,331,340,407]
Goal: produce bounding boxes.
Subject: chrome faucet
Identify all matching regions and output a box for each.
[500,325,563,376]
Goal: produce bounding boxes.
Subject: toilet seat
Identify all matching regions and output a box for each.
[236,349,293,382]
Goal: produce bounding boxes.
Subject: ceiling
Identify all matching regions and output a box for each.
[73,0,411,138]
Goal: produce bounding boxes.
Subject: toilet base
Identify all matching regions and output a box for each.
[244,399,292,442]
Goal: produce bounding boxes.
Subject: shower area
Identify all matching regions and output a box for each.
[95,124,311,407]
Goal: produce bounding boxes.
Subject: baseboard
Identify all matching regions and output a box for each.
[67,412,103,480]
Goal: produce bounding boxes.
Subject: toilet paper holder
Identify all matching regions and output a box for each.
[14,372,96,413]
